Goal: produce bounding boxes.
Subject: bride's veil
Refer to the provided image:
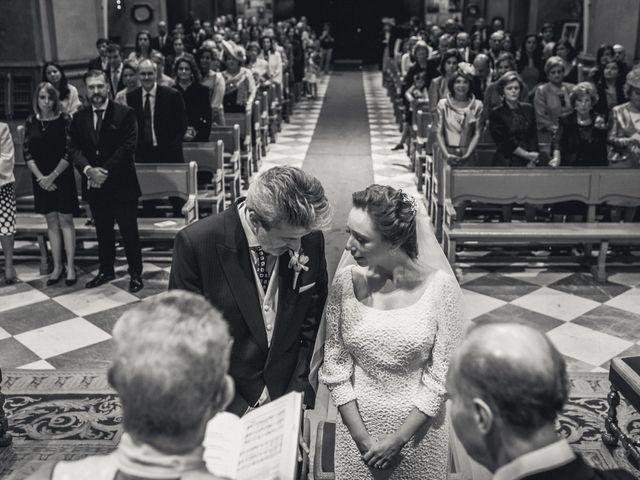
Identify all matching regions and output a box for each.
[308,197,456,391]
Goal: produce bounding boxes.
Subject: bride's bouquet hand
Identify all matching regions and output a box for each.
[362,434,404,470]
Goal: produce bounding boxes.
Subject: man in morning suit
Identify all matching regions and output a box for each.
[447,323,635,480]
[105,43,125,100]
[127,59,186,164]
[169,166,332,416]
[151,20,173,57]
[69,70,144,293]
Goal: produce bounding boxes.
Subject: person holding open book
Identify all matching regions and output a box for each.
[319,185,466,478]
[26,290,235,480]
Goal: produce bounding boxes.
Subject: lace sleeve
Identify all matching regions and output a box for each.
[23,116,35,163]
[414,271,466,416]
[319,267,357,407]
[62,115,72,162]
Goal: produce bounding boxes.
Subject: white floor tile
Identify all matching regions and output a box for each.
[53,283,138,317]
[14,318,111,359]
[0,327,10,340]
[511,287,600,321]
[17,359,55,370]
[0,287,49,313]
[461,288,507,321]
[605,288,640,316]
[608,272,640,287]
[496,268,573,286]
[546,323,632,366]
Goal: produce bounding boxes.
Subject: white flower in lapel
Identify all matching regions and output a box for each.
[288,249,309,290]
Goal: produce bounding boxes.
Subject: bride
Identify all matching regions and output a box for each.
[317,185,466,479]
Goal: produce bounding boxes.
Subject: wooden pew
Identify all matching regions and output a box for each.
[259,89,270,155]
[251,99,263,173]
[442,166,640,281]
[225,111,254,187]
[15,162,199,274]
[183,140,225,213]
[210,125,242,202]
[413,109,434,192]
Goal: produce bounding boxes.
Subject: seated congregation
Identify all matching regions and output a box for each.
[384,18,640,279]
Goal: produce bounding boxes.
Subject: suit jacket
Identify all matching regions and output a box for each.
[87,55,107,72]
[168,202,328,415]
[69,101,141,201]
[126,85,187,163]
[151,34,173,56]
[520,455,635,480]
[105,65,126,99]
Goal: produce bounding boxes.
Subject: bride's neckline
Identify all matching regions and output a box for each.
[349,265,439,312]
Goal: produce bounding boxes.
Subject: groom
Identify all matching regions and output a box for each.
[169,166,332,415]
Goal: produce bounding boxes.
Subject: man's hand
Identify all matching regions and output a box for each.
[37,175,57,191]
[87,167,108,186]
[362,433,405,470]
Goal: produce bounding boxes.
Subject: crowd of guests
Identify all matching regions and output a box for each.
[386,16,640,224]
[0,14,331,287]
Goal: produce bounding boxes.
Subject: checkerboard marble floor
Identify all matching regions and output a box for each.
[2,70,640,375]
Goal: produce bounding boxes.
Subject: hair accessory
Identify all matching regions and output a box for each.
[399,190,418,216]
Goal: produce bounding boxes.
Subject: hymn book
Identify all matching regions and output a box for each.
[202,391,303,480]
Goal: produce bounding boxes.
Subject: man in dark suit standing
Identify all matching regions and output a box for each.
[169,166,332,416]
[127,59,187,164]
[69,70,144,293]
[105,43,125,99]
[87,38,109,72]
[447,323,635,480]
[151,20,173,56]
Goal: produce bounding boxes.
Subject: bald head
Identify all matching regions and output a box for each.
[449,322,568,430]
[473,53,491,78]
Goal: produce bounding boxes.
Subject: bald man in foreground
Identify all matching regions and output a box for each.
[446,323,635,480]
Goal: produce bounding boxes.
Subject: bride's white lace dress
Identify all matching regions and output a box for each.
[319,265,464,479]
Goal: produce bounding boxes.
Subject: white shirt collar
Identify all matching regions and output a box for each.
[238,202,260,248]
[143,83,157,98]
[493,439,576,480]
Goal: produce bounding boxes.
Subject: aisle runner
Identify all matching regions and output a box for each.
[363,70,421,197]
[257,76,330,172]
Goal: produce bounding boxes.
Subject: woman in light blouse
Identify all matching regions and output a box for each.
[260,36,283,86]
[534,56,574,143]
[197,48,225,126]
[42,62,82,116]
[428,49,462,113]
[607,68,640,223]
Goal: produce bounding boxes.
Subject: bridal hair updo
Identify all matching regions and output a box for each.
[352,185,418,259]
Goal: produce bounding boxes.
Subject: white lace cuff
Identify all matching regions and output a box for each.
[329,381,357,407]
[413,377,446,417]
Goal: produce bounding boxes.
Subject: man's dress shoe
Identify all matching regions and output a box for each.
[85,272,115,289]
[129,275,144,293]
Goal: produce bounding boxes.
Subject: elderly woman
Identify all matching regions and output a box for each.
[534,56,574,143]
[42,62,82,116]
[490,72,540,222]
[222,44,256,113]
[549,83,608,221]
[114,61,140,106]
[608,68,640,223]
[428,49,463,112]
[481,53,529,127]
[27,291,234,479]
[198,48,226,126]
[24,83,78,285]
[174,56,212,142]
[0,122,16,284]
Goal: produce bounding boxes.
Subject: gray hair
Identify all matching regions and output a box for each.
[109,290,231,452]
[245,165,333,230]
[137,58,157,73]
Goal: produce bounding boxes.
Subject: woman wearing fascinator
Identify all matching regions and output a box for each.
[315,185,466,479]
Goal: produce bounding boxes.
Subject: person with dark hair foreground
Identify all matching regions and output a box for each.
[319,185,464,478]
[447,322,635,480]
[26,290,234,479]
[169,166,332,416]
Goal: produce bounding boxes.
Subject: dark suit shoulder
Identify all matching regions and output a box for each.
[157,84,181,98]
[126,87,143,104]
[178,209,229,248]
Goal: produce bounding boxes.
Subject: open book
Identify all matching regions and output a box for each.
[202,391,303,480]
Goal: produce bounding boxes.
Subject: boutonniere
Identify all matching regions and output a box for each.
[288,249,309,289]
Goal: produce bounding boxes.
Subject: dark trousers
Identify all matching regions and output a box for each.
[91,197,142,276]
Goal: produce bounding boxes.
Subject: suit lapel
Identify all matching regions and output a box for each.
[217,207,269,354]
[153,85,162,136]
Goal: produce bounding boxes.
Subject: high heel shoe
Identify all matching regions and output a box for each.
[46,267,67,286]
[65,268,77,286]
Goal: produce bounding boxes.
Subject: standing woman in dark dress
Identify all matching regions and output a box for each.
[489,72,540,222]
[173,56,212,142]
[593,60,626,121]
[549,82,608,221]
[24,82,78,285]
